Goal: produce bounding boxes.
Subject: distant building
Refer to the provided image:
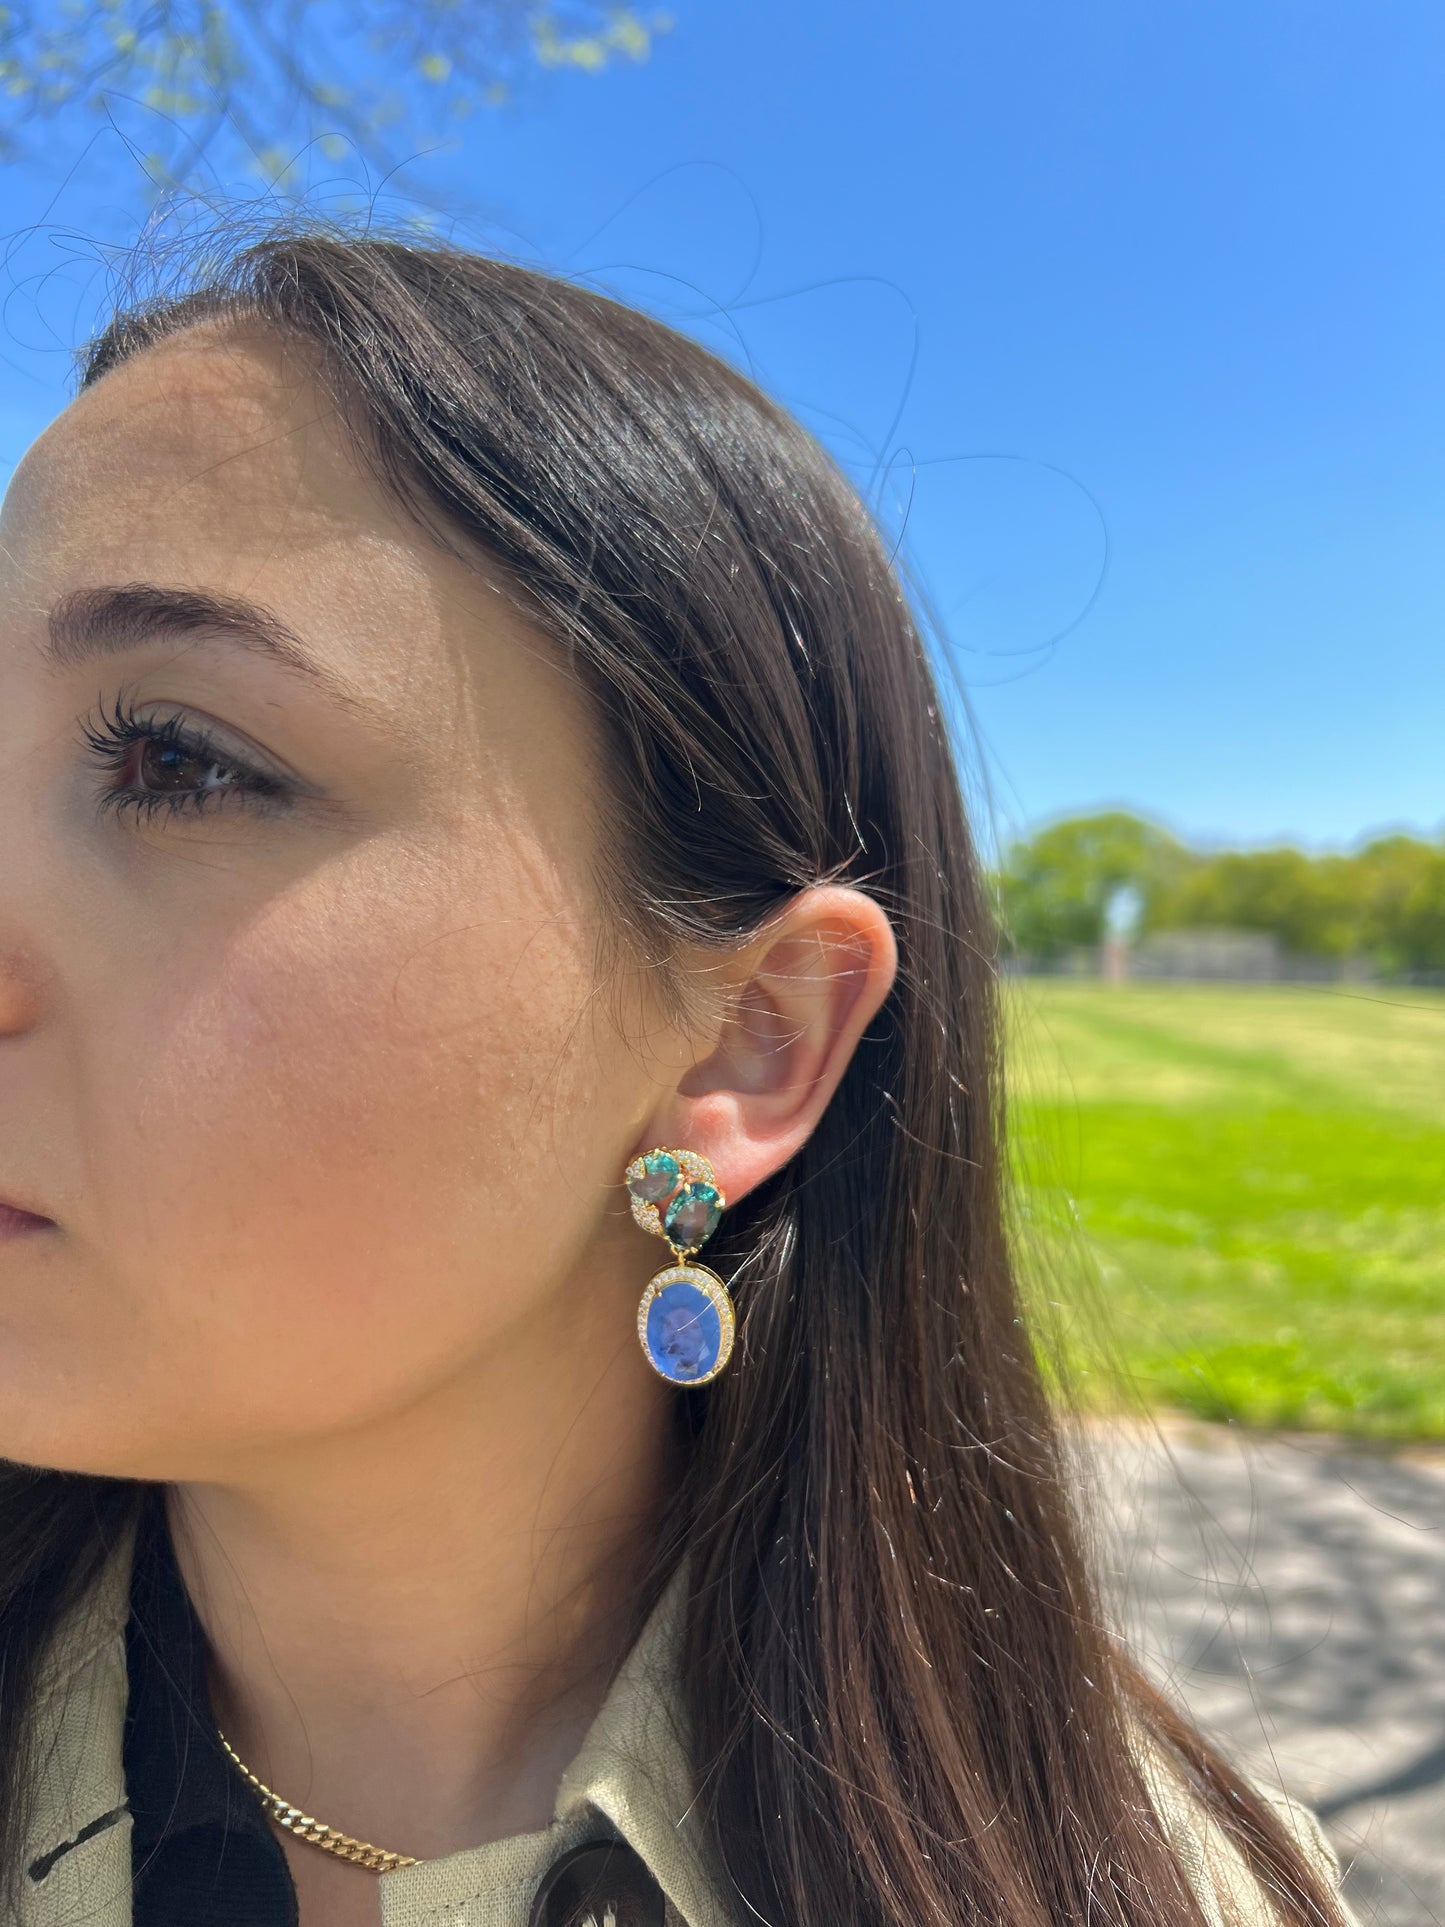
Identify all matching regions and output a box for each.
[1127,928,1370,982]
[1001,927,1385,982]
[1130,928,1284,980]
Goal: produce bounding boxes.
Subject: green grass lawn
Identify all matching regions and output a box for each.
[1006,980,1445,1438]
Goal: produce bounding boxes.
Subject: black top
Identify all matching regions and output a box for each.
[123,1493,297,1927]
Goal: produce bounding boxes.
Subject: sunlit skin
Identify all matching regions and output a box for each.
[0,328,898,1925]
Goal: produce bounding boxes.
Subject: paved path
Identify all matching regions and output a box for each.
[1086,1419,1445,1927]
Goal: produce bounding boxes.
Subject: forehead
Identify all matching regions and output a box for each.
[0,324,569,743]
[5,326,392,572]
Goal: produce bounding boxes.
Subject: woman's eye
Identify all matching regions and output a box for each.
[78,693,293,824]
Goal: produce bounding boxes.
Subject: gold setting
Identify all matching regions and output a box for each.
[218,1730,418,1872]
[624,1146,720,1249]
[635,1262,737,1386]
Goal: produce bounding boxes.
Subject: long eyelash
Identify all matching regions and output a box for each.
[78,688,291,823]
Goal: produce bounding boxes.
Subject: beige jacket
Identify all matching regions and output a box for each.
[15,1519,1351,1927]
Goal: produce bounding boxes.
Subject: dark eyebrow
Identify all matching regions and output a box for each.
[43,583,372,719]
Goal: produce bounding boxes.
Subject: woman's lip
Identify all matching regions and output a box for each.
[0,1202,54,1236]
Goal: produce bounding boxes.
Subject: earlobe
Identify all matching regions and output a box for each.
[642,885,898,1212]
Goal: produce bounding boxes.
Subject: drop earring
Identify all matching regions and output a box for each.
[624,1147,736,1386]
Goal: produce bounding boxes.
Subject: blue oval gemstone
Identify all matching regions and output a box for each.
[628,1151,680,1204]
[663,1182,721,1249]
[644,1280,724,1384]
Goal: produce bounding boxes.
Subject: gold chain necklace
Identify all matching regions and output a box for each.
[217,1730,419,1872]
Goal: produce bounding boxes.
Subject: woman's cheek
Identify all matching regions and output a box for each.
[116,848,610,1382]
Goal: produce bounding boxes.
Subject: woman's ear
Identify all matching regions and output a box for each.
[640,885,899,1206]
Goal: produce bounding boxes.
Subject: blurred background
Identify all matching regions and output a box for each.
[0,2,1441,1919]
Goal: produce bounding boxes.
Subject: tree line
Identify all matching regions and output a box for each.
[996,811,1445,974]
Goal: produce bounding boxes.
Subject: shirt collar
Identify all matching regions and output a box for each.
[19,1514,138,1927]
[20,1506,735,1927]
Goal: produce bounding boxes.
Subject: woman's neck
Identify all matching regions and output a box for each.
[168,1309,675,1865]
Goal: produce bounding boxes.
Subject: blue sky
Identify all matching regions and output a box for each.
[2,0,1441,853]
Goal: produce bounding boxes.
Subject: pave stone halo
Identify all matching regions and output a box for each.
[624,1147,736,1386]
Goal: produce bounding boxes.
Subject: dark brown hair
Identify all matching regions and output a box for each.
[0,227,1343,1927]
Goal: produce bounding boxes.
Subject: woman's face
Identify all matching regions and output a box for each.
[0,326,682,1480]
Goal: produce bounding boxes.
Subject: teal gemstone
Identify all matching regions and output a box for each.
[628,1151,681,1204]
[663,1182,722,1250]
